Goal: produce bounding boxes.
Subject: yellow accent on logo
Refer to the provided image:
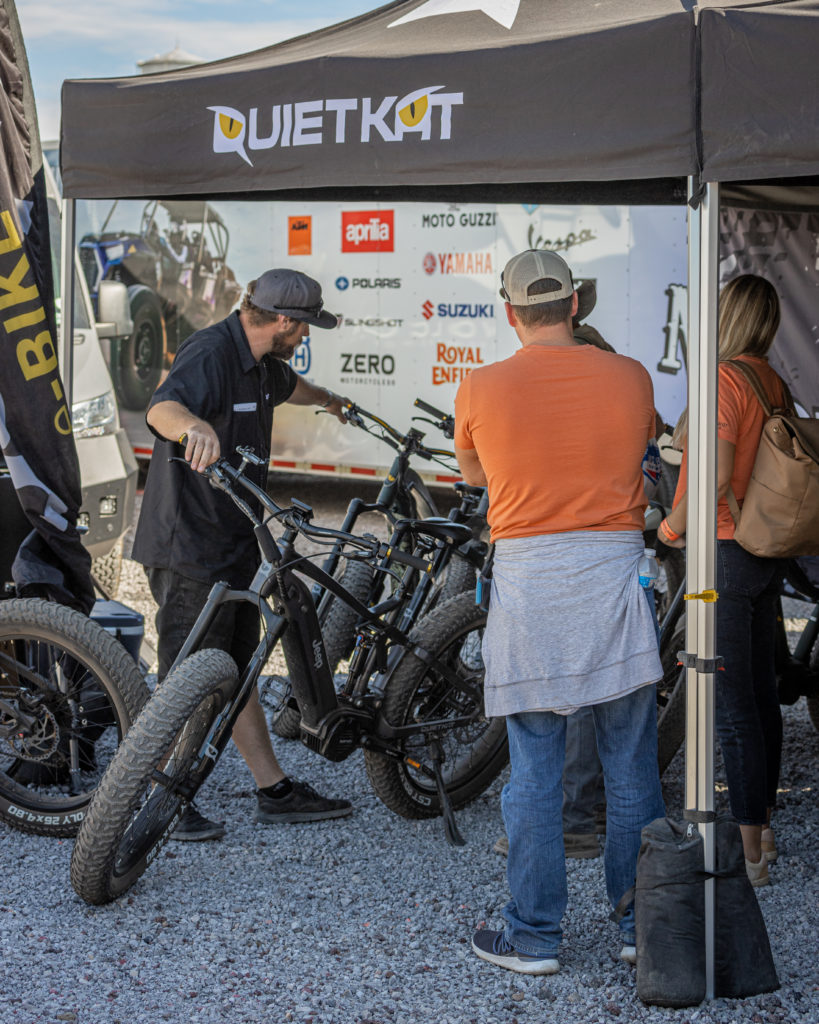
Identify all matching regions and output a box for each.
[398,94,429,127]
[219,113,244,140]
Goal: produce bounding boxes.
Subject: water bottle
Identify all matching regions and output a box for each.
[638,547,659,589]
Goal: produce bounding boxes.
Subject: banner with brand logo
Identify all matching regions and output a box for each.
[0,0,94,611]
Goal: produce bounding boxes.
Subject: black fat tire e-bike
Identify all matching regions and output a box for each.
[0,598,149,836]
[70,448,505,905]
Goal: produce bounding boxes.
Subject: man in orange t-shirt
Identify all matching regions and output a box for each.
[456,249,664,976]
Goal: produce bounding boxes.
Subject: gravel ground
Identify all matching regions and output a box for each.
[1,475,817,1024]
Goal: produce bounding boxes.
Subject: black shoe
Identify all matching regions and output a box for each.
[255,779,352,824]
[170,802,226,842]
[471,929,559,975]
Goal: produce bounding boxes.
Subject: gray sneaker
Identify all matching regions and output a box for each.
[472,929,559,975]
[255,780,352,824]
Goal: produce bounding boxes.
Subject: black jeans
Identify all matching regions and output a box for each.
[146,568,260,683]
[715,540,784,825]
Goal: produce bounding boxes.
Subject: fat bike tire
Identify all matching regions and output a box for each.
[364,593,508,819]
[70,649,237,905]
[271,558,376,739]
[0,598,149,837]
[433,551,477,610]
[808,634,819,734]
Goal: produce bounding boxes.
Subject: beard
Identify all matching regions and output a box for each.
[268,321,305,360]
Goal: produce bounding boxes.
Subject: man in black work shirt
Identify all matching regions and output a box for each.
[132,268,352,839]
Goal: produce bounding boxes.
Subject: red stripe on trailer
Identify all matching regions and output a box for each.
[272,460,297,468]
[350,466,377,476]
[133,446,153,458]
[310,463,336,472]
[435,474,462,483]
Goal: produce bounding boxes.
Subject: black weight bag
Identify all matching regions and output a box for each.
[619,815,778,1008]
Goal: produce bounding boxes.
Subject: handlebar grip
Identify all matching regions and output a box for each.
[378,543,433,574]
[414,397,449,420]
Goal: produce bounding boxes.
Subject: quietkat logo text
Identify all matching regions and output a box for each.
[422,301,494,320]
[423,252,494,275]
[342,211,394,253]
[432,343,484,385]
[208,86,464,167]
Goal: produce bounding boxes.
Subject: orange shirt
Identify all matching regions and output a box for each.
[455,344,655,541]
[674,355,788,540]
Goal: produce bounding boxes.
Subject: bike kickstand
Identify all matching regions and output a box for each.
[428,739,466,848]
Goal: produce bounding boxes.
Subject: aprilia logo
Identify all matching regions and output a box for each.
[342,211,395,253]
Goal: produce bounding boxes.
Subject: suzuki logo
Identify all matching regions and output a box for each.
[422,300,435,320]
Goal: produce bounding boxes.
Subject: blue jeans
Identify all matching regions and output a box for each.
[501,683,665,956]
[715,541,783,824]
[562,706,604,833]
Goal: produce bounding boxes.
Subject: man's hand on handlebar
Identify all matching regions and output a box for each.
[325,392,353,425]
[181,423,221,473]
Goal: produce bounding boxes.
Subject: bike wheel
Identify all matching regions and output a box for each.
[657,613,686,774]
[70,649,237,905]
[271,558,375,739]
[433,550,477,609]
[808,634,819,734]
[364,593,508,819]
[0,598,149,837]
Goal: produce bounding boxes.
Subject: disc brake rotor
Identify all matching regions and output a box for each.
[1,703,60,761]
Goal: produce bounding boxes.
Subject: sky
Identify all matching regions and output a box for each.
[16,0,376,140]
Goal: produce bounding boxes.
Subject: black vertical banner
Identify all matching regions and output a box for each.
[0,0,94,612]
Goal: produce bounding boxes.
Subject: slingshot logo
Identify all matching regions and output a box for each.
[208,85,464,167]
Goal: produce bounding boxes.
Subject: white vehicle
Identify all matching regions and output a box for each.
[44,158,138,594]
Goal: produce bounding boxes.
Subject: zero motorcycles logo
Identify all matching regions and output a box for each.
[208,86,464,167]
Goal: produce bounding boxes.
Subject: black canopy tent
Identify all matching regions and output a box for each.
[59,0,819,1000]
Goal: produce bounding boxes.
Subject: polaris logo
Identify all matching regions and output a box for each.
[422,301,494,320]
[335,277,402,290]
[342,210,395,253]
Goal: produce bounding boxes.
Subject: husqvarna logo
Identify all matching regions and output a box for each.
[208,86,464,167]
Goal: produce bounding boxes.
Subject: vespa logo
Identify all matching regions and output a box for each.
[208,86,464,167]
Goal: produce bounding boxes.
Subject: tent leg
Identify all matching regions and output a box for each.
[685,178,720,1001]
[59,197,76,411]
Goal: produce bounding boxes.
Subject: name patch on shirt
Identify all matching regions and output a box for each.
[233,402,257,412]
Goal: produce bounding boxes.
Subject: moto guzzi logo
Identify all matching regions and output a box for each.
[208,86,464,166]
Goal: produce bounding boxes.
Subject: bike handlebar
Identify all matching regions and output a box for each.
[342,402,455,462]
[413,398,455,441]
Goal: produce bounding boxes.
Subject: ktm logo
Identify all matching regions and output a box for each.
[208,86,464,167]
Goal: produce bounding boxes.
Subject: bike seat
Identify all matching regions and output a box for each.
[396,517,474,545]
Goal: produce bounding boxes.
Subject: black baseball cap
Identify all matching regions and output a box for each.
[250,269,338,329]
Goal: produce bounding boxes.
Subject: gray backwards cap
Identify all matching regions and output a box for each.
[499,249,574,306]
[251,269,338,329]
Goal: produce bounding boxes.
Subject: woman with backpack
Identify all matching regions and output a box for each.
[658,274,788,887]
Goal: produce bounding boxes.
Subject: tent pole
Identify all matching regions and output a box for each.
[685,177,719,1000]
[59,197,76,411]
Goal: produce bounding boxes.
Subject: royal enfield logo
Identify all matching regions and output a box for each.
[207,86,464,167]
[342,211,395,253]
[423,252,494,275]
[432,343,484,385]
[422,301,494,320]
[335,276,402,290]
[421,211,497,229]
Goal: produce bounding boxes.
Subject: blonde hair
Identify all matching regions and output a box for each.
[672,274,781,447]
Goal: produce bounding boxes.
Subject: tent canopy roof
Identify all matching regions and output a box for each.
[60,0,819,201]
